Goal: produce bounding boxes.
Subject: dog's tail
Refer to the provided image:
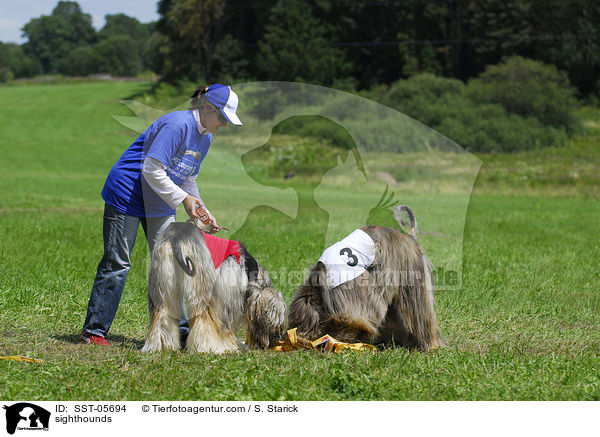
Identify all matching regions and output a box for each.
[414,253,446,350]
[392,240,445,351]
[375,222,445,351]
[393,205,418,240]
[287,262,327,340]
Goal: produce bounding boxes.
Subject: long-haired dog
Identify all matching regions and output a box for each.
[288,206,445,351]
[141,219,286,353]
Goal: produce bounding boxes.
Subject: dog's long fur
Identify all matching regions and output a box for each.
[288,206,445,351]
[141,221,286,354]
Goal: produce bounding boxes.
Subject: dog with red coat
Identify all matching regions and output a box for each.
[141,217,286,354]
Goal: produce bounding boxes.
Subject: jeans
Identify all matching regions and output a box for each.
[81,204,185,338]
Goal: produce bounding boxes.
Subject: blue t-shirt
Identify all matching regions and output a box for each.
[102,111,211,217]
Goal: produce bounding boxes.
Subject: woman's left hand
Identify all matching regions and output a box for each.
[204,209,218,227]
[183,195,209,220]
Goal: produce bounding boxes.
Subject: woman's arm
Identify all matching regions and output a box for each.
[142,157,207,220]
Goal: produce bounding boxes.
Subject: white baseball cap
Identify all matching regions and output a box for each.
[206,84,242,125]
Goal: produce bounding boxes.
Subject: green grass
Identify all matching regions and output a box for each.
[0,82,599,400]
[472,106,600,197]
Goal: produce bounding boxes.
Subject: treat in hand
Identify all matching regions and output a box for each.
[196,205,211,225]
[193,205,229,233]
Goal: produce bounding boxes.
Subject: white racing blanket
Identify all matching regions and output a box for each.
[318,229,376,288]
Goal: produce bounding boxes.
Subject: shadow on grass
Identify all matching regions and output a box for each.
[52,333,145,349]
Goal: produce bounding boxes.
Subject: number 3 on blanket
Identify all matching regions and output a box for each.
[339,248,358,267]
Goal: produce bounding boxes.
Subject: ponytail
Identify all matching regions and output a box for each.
[190,86,209,111]
[191,86,209,99]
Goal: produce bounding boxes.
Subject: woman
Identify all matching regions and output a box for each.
[80,84,242,345]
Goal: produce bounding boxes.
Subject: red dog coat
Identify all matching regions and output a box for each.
[201,231,241,269]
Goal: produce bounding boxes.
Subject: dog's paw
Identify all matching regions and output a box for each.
[140,343,154,353]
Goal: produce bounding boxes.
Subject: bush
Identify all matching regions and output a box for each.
[383,73,464,108]
[0,42,43,78]
[362,68,575,153]
[272,115,356,150]
[241,115,360,180]
[59,45,102,76]
[94,35,139,77]
[242,134,347,179]
[435,98,567,153]
[467,56,579,133]
[0,67,14,83]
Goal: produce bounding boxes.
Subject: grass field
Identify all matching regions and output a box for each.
[0,82,599,401]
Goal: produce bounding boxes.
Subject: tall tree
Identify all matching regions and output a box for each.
[94,36,140,77]
[529,0,600,96]
[156,0,227,81]
[256,0,346,85]
[98,14,152,72]
[314,0,406,87]
[98,14,150,42]
[460,0,534,79]
[0,42,43,78]
[22,1,96,73]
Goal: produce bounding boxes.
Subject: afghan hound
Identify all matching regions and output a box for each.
[288,205,445,351]
[141,219,286,354]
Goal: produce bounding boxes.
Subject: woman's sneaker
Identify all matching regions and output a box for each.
[80,334,110,346]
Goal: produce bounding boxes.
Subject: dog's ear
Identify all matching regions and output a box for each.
[253,264,273,289]
[309,261,329,288]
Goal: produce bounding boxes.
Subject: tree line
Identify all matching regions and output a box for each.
[0,0,598,97]
[0,2,153,81]
[0,0,595,153]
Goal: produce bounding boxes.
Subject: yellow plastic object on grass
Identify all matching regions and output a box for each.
[0,355,44,363]
[272,328,377,354]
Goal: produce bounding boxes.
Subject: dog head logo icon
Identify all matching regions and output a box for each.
[3,403,50,434]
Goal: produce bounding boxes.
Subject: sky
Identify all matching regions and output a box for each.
[0,0,160,44]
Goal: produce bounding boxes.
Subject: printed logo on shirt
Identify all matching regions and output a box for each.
[166,155,198,182]
[184,150,203,160]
